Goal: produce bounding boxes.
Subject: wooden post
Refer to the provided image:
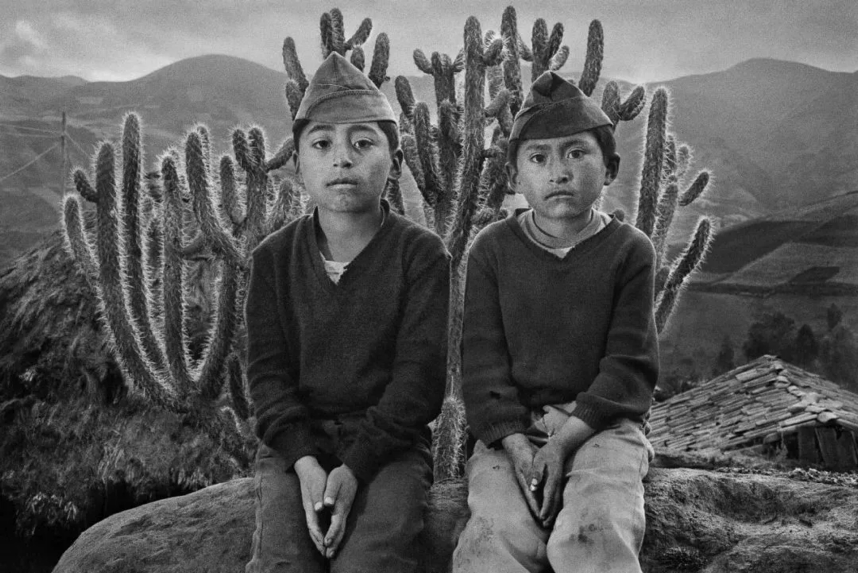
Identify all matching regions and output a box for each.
[60,111,67,195]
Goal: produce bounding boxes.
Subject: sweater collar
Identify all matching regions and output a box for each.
[505,207,621,262]
[306,198,396,291]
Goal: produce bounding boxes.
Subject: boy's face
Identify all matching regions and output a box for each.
[506,130,617,221]
[295,121,401,215]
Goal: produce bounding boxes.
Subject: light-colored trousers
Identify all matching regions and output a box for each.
[453,402,654,573]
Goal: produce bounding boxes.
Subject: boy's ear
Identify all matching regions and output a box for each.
[388,148,403,182]
[604,155,620,186]
[505,161,519,193]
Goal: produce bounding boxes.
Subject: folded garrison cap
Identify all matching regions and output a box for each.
[510,71,613,143]
[294,52,397,124]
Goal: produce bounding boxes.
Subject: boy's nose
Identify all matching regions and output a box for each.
[550,173,570,184]
[332,145,354,168]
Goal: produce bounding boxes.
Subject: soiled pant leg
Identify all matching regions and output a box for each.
[546,419,653,573]
[452,440,549,573]
[330,447,432,573]
[245,444,326,573]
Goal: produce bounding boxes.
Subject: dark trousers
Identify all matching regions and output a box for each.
[245,438,432,573]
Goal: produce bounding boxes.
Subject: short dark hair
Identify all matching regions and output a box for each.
[292,120,400,155]
[507,124,618,168]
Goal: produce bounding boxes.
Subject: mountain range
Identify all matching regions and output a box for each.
[0,54,856,266]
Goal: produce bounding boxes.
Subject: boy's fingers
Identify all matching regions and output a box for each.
[516,470,542,518]
[323,475,341,508]
[324,506,349,557]
[301,502,326,555]
[539,472,561,524]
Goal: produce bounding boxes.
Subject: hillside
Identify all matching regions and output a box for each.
[1,55,856,266]
[689,190,858,295]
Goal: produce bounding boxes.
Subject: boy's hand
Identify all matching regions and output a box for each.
[322,464,359,559]
[294,455,329,555]
[501,433,541,519]
[530,441,567,527]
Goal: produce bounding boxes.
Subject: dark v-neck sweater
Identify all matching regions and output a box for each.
[244,202,451,481]
[462,210,659,446]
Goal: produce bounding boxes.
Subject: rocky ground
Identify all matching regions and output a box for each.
[53,459,858,573]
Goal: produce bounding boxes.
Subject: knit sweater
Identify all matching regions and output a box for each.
[462,209,659,446]
[244,203,451,481]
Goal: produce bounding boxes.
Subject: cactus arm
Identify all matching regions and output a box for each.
[197,258,241,401]
[579,20,604,96]
[547,22,564,59]
[531,18,549,79]
[319,12,333,57]
[281,37,308,92]
[412,103,445,217]
[368,33,390,88]
[160,154,196,400]
[601,81,621,124]
[95,142,176,408]
[549,46,570,71]
[186,131,244,267]
[395,76,417,123]
[635,87,669,236]
[349,45,365,71]
[73,169,98,203]
[650,181,679,268]
[284,81,303,121]
[345,17,372,49]
[618,85,647,122]
[329,8,346,55]
[679,171,710,206]
[446,16,487,269]
[501,7,524,116]
[121,113,168,375]
[655,217,713,332]
[413,49,433,74]
[143,217,165,343]
[265,137,294,173]
[61,192,99,281]
[666,135,678,177]
[676,144,692,179]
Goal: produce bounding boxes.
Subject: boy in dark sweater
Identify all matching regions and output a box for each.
[244,53,450,572]
[452,72,659,572]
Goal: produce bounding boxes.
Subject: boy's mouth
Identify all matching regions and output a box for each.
[327,177,360,187]
[546,190,575,199]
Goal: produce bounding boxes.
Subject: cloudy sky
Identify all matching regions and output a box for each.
[1,0,855,84]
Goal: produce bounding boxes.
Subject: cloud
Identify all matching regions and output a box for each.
[0,20,49,67]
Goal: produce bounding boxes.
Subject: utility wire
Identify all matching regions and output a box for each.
[0,143,59,184]
[65,134,91,158]
[0,130,58,139]
[0,122,57,134]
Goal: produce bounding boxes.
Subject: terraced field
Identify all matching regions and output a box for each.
[690,190,858,294]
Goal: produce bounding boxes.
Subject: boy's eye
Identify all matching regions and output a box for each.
[528,153,546,164]
[311,139,331,150]
[353,138,376,150]
[567,149,585,159]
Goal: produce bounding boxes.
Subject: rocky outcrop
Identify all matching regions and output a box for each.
[54,465,858,573]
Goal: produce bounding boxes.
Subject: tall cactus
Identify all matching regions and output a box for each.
[616,87,715,333]
[61,114,306,462]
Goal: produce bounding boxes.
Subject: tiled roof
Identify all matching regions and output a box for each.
[648,355,858,452]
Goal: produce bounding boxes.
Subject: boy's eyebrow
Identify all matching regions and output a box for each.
[304,123,336,136]
[521,135,594,151]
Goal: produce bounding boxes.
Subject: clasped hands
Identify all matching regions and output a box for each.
[294,455,358,559]
[501,416,595,528]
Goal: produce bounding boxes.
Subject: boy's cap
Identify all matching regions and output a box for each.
[294,52,397,124]
[510,71,613,143]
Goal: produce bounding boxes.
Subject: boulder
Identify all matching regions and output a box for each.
[54,466,858,572]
